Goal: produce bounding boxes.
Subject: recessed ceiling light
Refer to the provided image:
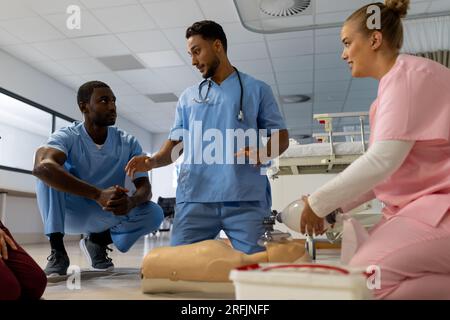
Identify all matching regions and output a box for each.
[280,94,311,104]
[97,55,145,71]
[147,93,179,103]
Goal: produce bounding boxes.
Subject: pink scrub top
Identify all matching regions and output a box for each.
[369,54,450,227]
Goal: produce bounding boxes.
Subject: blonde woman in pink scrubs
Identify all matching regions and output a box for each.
[300,0,450,299]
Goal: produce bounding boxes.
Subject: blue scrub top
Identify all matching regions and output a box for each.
[45,121,147,189]
[169,71,286,203]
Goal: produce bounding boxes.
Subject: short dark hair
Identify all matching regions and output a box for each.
[186,20,228,52]
[77,81,110,106]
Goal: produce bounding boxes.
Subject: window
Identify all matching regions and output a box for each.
[55,116,74,131]
[0,88,75,173]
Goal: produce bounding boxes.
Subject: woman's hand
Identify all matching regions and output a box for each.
[300,196,325,236]
[0,228,18,261]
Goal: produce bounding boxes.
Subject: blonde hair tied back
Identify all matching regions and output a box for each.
[384,0,410,18]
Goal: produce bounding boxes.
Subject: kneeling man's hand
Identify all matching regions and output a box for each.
[96,185,134,215]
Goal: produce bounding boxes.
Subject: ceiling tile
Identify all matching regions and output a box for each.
[137,50,185,68]
[119,94,152,106]
[272,55,314,72]
[315,80,350,93]
[31,60,73,77]
[0,28,22,46]
[267,38,314,58]
[346,90,377,100]
[313,101,345,112]
[26,0,85,15]
[110,83,140,95]
[163,27,188,49]
[115,69,172,94]
[315,34,343,54]
[314,91,347,102]
[58,74,87,89]
[43,11,109,38]
[80,72,128,86]
[92,5,156,33]
[196,0,240,23]
[276,70,313,85]
[59,57,111,74]
[143,0,204,29]
[278,82,313,95]
[132,81,171,95]
[222,23,264,44]
[315,68,351,82]
[314,27,342,37]
[32,39,89,60]
[0,17,64,42]
[73,35,130,57]
[228,42,269,60]
[315,53,347,69]
[253,72,276,85]
[315,11,353,25]
[234,59,273,74]
[264,30,313,42]
[0,0,37,20]
[3,43,51,62]
[152,65,200,91]
[115,68,160,84]
[80,0,138,8]
[117,30,172,53]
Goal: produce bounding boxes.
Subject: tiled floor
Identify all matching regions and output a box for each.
[23,232,341,300]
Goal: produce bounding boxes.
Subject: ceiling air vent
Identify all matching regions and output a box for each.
[260,0,311,17]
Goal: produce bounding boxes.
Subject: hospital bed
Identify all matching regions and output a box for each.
[267,111,382,257]
[268,112,370,177]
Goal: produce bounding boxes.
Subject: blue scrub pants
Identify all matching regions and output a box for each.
[170,201,271,254]
[36,180,163,252]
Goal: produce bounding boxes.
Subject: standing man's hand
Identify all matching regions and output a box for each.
[300,196,325,236]
[125,156,155,177]
[235,147,269,166]
[0,228,17,262]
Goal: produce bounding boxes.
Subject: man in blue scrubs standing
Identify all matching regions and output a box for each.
[126,21,289,254]
[33,81,163,276]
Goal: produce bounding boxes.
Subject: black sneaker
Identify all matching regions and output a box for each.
[44,249,70,277]
[79,238,114,271]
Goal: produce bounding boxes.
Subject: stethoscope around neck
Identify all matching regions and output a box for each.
[192,66,244,122]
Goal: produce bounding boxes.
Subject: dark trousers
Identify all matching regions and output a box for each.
[0,222,47,300]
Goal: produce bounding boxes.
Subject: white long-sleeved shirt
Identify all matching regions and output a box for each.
[308,140,415,218]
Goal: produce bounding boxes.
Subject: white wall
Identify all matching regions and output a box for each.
[0,49,154,243]
[149,132,177,202]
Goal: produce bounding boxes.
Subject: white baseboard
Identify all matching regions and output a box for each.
[13,233,82,245]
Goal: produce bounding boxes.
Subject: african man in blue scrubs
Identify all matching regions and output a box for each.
[126,21,289,254]
[33,81,163,276]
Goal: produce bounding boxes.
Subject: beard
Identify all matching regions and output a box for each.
[203,56,220,79]
[93,114,116,127]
